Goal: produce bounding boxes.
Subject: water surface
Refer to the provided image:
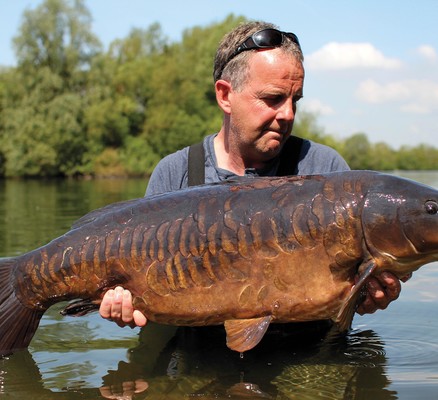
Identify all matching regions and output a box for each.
[1,172,438,399]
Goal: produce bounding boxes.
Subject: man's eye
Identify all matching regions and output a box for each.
[264,95,284,105]
[265,96,281,102]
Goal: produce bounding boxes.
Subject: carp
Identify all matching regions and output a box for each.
[1,171,438,355]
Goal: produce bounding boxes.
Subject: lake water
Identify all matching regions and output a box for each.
[1,171,438,399]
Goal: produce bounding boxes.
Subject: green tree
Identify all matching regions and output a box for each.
[0,0,101,177]
[3,7,436,178]
[293,110,325,142]
[397,144,438,170]
[82,24,170,176]
[370,142,397,170]
[342,133,373,170]
[13,0,100,81]
[143,15,244,159]
[293,110,344,155]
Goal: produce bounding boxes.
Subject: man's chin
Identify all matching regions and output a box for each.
[268,136,288,153]
[257,134,289,159]
[261,145,282,161]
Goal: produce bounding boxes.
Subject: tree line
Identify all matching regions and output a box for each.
[0,0,437,178]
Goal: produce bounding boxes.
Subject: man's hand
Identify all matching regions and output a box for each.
[99,286,147,328]
[356,271,412,315]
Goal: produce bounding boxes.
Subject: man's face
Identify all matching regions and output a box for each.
[227,49,304,165]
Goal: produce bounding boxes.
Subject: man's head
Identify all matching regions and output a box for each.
[213,21,304,89]
[213,21,305,169]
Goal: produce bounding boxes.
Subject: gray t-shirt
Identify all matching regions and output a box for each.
[146,133,350,196]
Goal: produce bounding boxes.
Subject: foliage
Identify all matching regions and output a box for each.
[0,1,436,178]
[13,0,101,79]
[342,133,374,170]
[339,133,438,171]
[1,0,100,177]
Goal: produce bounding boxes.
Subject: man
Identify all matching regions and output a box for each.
[99,21,406,328]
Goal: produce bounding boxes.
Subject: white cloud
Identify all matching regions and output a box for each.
[417,45,437,61]
[306,42,402,70]
[401,104,430,114]
[356,79,438,113]
[356,79,410,103]
[301,98,334,116]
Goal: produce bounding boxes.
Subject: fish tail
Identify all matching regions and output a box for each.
[0,258,44,356]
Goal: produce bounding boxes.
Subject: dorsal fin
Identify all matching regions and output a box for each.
[224,316,272,352]
[71,198,141,229]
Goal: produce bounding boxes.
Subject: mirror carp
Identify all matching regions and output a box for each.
[1,171,438,355]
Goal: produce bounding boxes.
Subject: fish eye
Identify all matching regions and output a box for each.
[425,200,438,215]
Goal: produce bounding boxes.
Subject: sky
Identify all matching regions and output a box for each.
[1,1,438,149]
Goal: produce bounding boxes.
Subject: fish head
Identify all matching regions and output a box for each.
[362,173,438,276]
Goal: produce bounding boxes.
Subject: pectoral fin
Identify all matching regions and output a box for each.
[335,262,376,331]
[61,298,101,316]
[224,315,272,352]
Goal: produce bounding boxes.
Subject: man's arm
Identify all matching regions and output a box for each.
[145,149,189,196]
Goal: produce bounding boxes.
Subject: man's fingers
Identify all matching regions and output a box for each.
[356,272,403,315]
[110,286,124,322]
[133,310,148,327]
[99,289,115,319]
[121,290,134,323]
[100,286,147,328]
[377,272,401,302]
[366,277,387,305]
[356,292,378,315]
[356,276,387,315]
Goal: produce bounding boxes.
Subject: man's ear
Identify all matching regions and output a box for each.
[215,79,232,114]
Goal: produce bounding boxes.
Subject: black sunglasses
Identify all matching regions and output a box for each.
[217,28,302,80]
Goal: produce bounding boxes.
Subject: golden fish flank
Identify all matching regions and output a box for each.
[0,170,438,355]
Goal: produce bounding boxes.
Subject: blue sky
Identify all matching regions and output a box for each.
[1,0,438,149]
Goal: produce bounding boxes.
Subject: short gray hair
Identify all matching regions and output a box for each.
[213,21,304,90]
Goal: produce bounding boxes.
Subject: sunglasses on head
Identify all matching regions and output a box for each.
[217,28,302,80]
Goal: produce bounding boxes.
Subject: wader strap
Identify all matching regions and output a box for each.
[187,135,304,186]
[188,141,205,187]
[276,135,304,176]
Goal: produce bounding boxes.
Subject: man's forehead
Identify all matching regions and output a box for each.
[248,49,304,73]
[246,50,304,85]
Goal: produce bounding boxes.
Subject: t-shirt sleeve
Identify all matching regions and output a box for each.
[297,140,350,174]
[145,147,189,196]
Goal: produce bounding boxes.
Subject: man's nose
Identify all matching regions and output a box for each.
[277,98,295,121]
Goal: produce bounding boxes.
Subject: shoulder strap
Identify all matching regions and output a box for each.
[277,135,304,176]
[188,141,205,186]
[188,135,304,186]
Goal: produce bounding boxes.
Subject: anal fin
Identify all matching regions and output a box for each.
[224,315,272,352]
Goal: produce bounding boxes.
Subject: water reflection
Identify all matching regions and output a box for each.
[94,323,397,399]
[0,350,101,399]
[2,322,399,399]
[2,322,402,399]
[0,178,146,256]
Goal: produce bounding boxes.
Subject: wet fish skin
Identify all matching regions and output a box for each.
[1,170,438,355]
